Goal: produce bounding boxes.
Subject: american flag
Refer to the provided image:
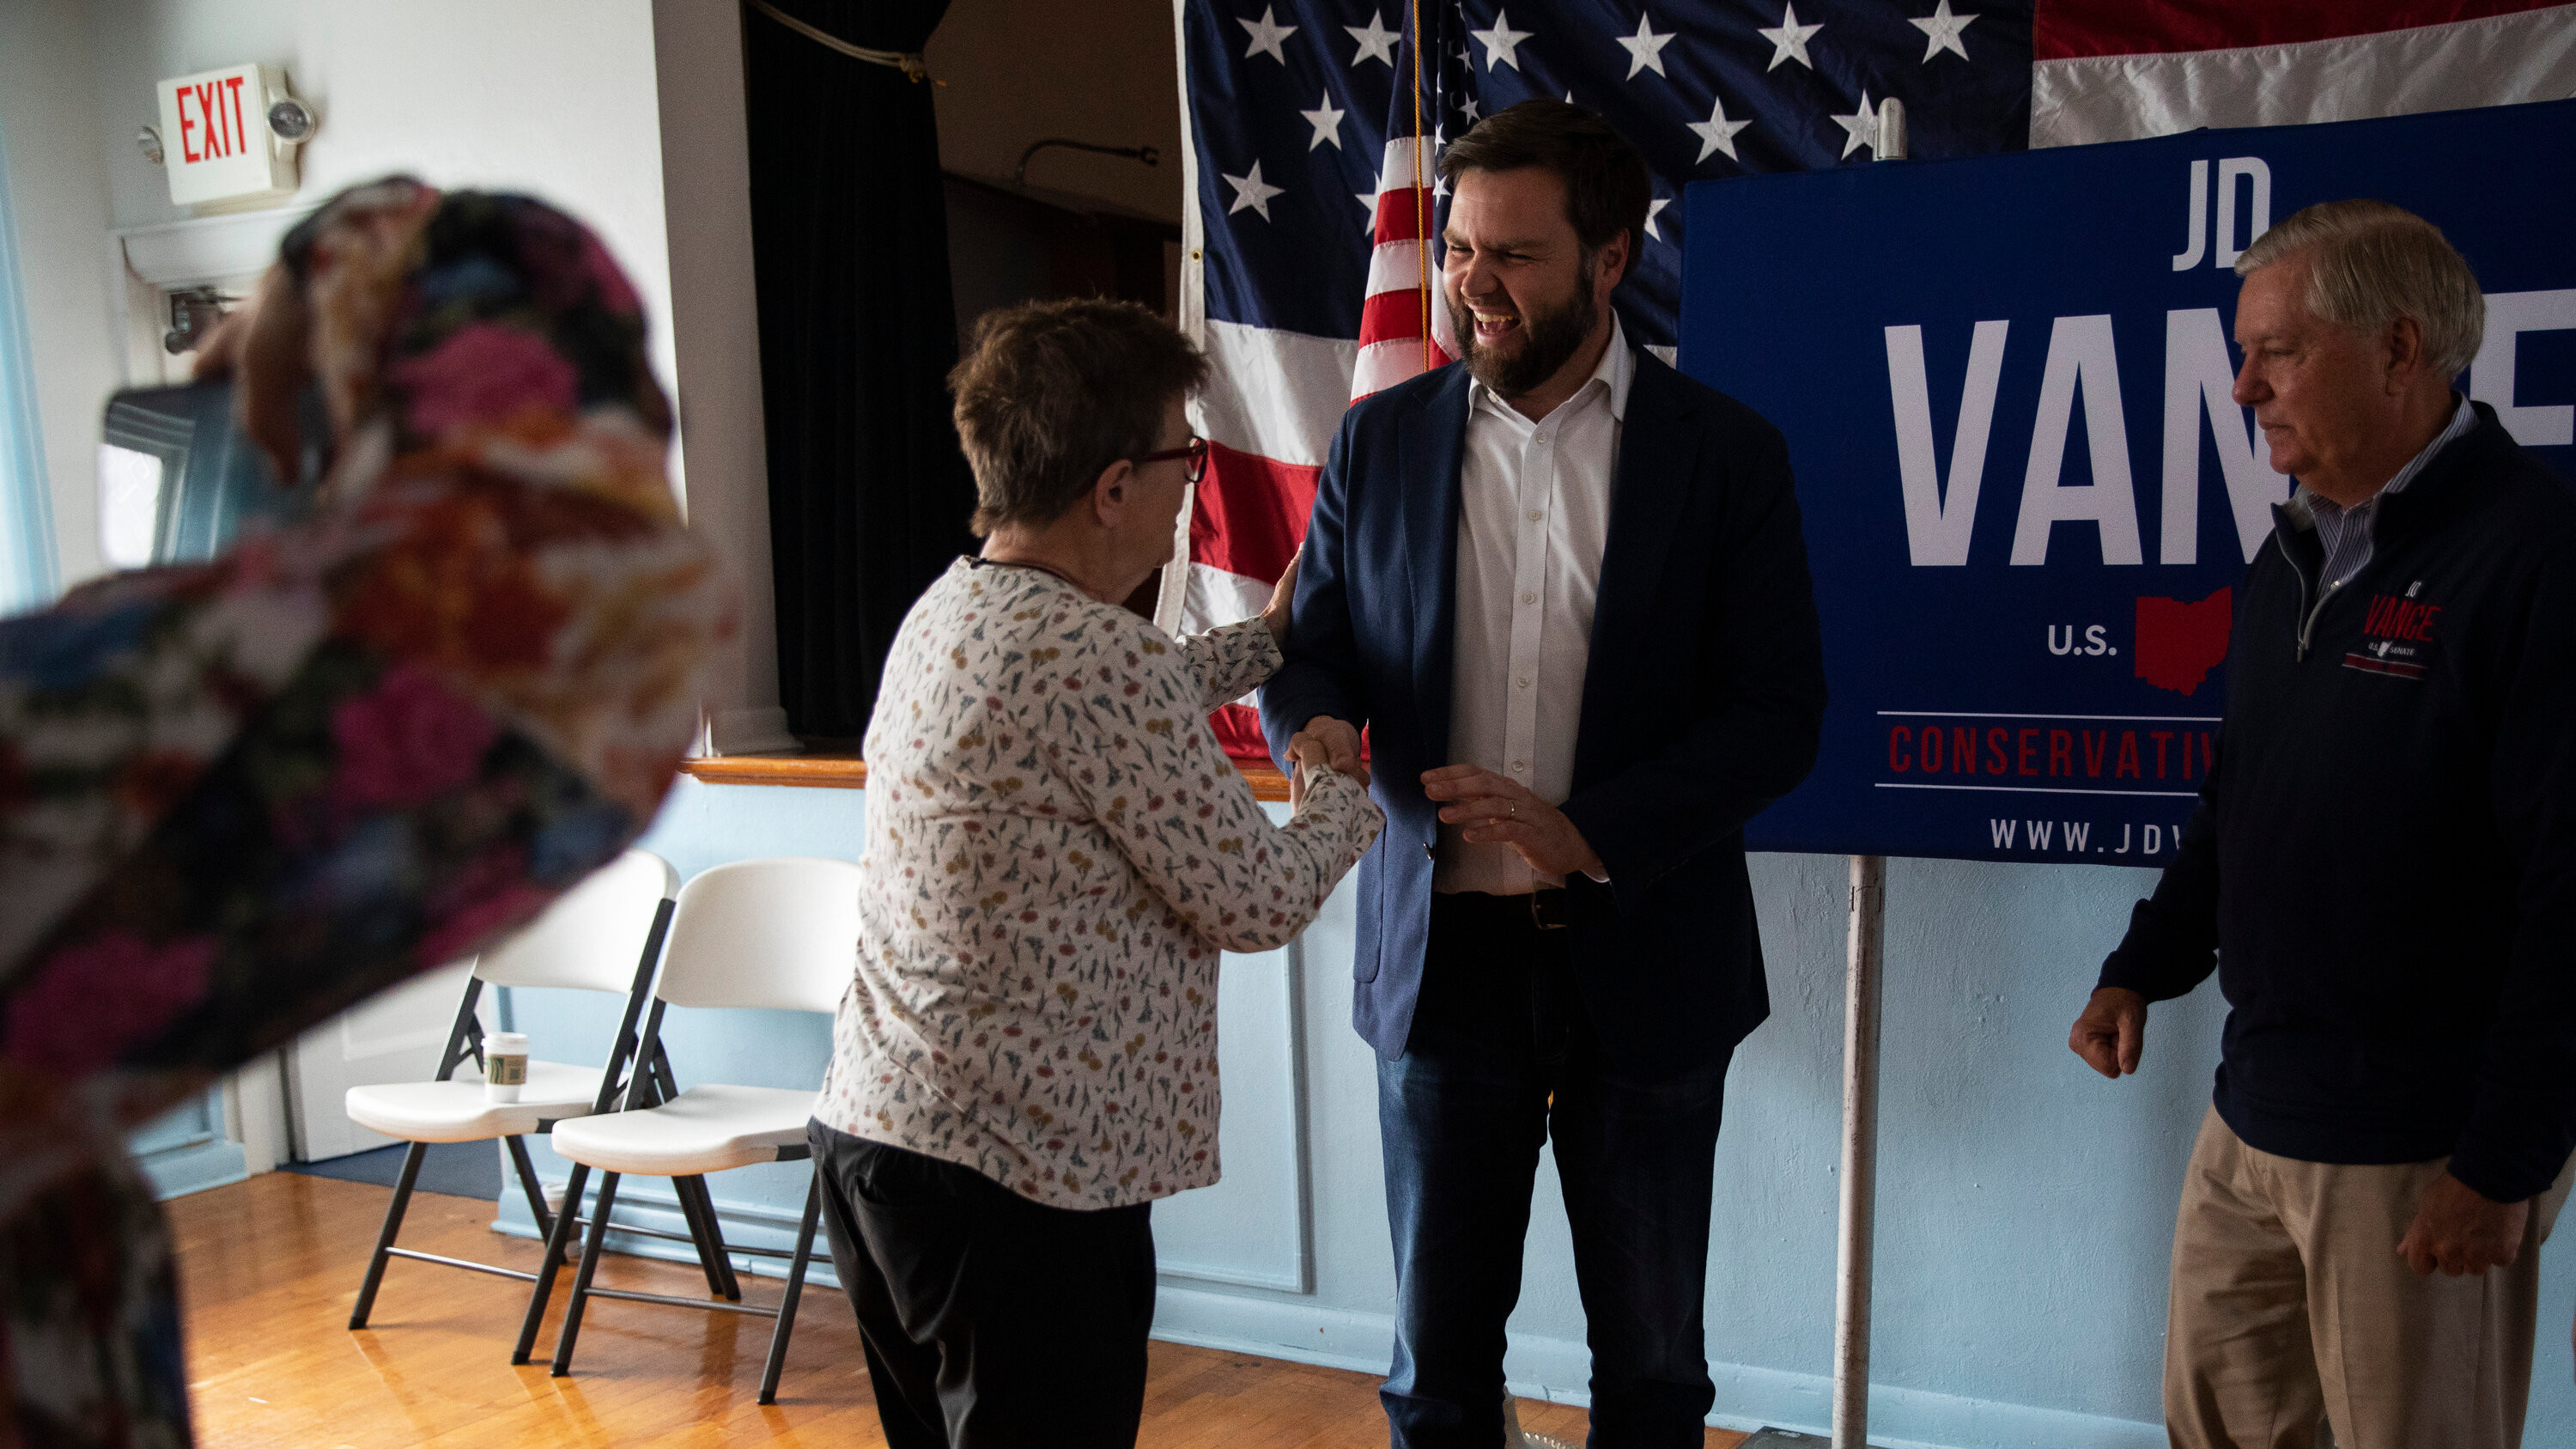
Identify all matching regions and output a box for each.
[1174,0,2576,760]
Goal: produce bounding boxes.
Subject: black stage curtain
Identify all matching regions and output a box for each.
[744,0,978,741]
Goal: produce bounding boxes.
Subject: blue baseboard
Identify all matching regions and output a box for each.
[132,1090,248,1201]
[490,1184,2161,1449]
[493,1178,839,1289]
[137,1136,248,1201]
[1149,1287,2165,1449]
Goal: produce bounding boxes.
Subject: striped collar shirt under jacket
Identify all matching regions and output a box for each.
[2294,393,2478,594]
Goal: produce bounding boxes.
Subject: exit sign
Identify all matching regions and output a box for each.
[155,64,298,208]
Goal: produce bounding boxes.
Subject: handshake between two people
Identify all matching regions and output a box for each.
[1282,715,1366,811]
[1255,545,1369,813]
[1261,545,1601,880]
[1255,546,1365,813]
[1283,714,1605,881]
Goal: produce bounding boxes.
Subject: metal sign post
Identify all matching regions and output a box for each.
[1745,96,1905,1449]
[1832,852,1888,1449]
[1742,851,1890,1449]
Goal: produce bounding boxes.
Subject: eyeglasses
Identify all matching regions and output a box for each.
[1132,436,1210,484]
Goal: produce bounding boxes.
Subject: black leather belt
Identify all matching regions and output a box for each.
[1433,887,1572,932]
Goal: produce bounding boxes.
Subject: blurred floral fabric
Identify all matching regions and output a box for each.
[0,179,730,1448]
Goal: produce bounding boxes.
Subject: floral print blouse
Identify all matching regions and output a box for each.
[0,180,727,1448]
[815,558,1381,1209]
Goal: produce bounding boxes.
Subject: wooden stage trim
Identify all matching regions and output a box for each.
[682,752,1293,802]
[681,752,870,789]
[168,1172,1742,1446]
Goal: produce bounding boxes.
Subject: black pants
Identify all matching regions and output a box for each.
[1378,892,1734,1449]
[809,1121,1157,1449]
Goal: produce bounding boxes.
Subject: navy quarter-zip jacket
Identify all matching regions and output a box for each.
[2099,402,2576,1203]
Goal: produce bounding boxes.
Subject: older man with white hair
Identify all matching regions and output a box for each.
[2067,199,2576,1449]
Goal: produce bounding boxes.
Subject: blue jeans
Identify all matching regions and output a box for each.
[1378,892,1734,1449]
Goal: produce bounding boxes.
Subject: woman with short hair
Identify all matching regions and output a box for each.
[808,298,1377,1448]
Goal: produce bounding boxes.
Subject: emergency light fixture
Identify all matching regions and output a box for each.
[152,64,311,209]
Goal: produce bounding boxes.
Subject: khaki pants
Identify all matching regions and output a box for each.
[2166,1107,2575,1449]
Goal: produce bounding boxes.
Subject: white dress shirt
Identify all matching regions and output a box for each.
[1434,316,1632,896]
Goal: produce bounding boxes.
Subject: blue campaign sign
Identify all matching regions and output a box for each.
[1683,99,2576,865]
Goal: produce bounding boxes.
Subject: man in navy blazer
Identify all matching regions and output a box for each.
[1261,102,1826,1448]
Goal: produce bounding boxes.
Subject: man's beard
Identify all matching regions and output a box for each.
[1449,258,1597,399]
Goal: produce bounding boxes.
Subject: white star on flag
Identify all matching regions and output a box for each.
[1238,5,1297,64]
[1470,10,1534,70]
[1688,94,1752,162]
[1459,92,1481,122]
[1831,89,1879,158]
[1345,10,1399,67]
[1617,13,1676,79]
[1758,2,1822,71]
[1644,197,1671,241]
[1910,0,1978,63]
[1301,91,1347,149]
[1355,186,1379,230]
[1224,159,1285,220]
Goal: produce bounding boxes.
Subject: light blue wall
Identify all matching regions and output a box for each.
[499,776,2576,1448]
[0,100,62,609]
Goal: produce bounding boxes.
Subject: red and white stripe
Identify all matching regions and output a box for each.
[1176,320,1357,757]
[1352,136,1458,400]
[2032,0,2576,147]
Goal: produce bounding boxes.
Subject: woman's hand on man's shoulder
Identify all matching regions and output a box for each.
[1259,543,1305,647]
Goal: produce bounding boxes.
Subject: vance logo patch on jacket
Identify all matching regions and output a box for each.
[2344,582,2442,681]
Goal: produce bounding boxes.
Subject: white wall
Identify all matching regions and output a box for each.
[38,0,1182,704]
[42,0,773,721]
[7,0,1197,782]
[652,0,778,736]
[0,0,124,588]
[88,0,679,414]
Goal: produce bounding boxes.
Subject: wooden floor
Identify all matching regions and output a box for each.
[171,1172,1747,1447]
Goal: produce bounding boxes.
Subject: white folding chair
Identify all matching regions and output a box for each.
[513,855,862,1404]
[341,849,734,1328]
